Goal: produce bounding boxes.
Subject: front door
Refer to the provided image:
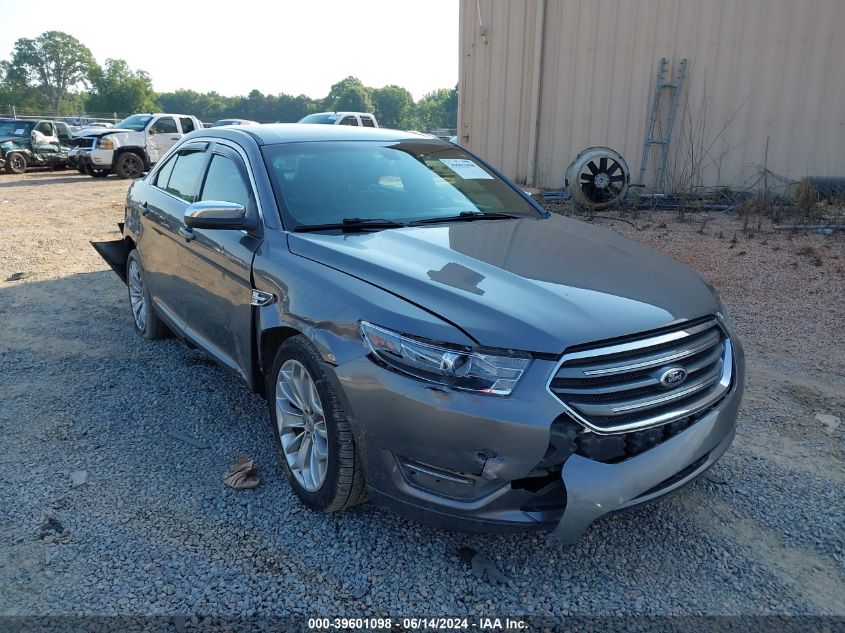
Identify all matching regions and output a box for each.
[147,116,181,163]
[177,143,261,383]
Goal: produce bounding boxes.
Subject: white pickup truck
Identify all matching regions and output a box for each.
[71,113,202,179]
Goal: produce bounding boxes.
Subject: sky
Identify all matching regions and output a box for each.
[0,0,459,101]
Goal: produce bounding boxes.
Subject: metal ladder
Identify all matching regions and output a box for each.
[637,57,687,192]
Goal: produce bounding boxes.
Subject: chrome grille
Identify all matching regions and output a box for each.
[548,318,732,433]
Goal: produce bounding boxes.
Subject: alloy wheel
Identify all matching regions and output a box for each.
[127,259,147,331]
[276,359,329,492]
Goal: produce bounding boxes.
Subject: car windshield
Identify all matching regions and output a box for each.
[298,113,340,125]
[0,120,35,137]
[262,140,541,229]
[213,120,237,126]
[114,115,152,131]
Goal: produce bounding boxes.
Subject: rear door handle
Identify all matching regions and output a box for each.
[170,136,180,140]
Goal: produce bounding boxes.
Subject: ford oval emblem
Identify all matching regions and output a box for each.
[659,367,688,387]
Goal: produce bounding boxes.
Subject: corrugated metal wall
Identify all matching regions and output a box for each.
[459,0,845,190]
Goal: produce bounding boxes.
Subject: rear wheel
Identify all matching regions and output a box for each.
[268,336,366,512]
[4,152,26,174]
[115,152,144,179]
[126,249,167,340]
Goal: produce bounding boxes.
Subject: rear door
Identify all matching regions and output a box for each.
[177,142,261,383]
[138,143,210,326]
[147,116,180,163]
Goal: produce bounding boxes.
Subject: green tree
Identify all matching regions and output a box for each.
[325,76,373,113]
[87,59,156,116]
[6,31,97,115]
[415,86,458,131]
[0,59,43,115]
[371,85,414,129]
[157,89,230,121]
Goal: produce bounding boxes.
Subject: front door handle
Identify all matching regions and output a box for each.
[170,136,180,140]
[178,227,195,241]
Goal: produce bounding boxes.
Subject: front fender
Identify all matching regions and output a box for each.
[252,231,476,372]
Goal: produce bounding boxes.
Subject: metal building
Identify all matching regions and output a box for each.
[458,0,845,191]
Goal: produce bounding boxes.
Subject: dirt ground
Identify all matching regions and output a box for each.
[1,170,843,617]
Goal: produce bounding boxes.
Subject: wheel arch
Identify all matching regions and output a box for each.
[256,325,303,397]
[114,146,149,169]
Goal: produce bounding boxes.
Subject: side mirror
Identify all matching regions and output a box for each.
[184,200,255,230]
[148,127,157,135]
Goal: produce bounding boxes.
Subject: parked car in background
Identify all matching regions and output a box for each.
[93,124,744,543]
[72,113,202,179]
[211,119,259,127]
[0,119,74,173]
[297,112,378,127]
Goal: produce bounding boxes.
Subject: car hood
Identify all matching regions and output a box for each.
[287,215,719,354]
[75,129,131,139]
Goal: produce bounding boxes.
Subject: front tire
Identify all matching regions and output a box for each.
[126,249,167,340]
[115,152,144,179]
[268,336,366,512]
[5,152,26,174]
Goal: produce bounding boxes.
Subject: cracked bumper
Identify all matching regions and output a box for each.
[336,342,744,539]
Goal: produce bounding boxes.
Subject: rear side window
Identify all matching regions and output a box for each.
[151,117,178,134]
[339,116,358,126]
[152,154,177,189]
[180,117,195,133]
[201,154,251,209]
[162,150,206,202]
[360,117,375,128]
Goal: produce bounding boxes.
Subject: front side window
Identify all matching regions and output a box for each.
[159,150,206,202]
[201,154,251,209]
[115,114,152,131]
[262,140,539,229]
[339,116,358,126]
[151,117,178,135]
[55,123,72,141]
[180,117,195,134]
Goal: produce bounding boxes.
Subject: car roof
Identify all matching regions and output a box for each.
[307,111,374,117]
[192,123,438,146]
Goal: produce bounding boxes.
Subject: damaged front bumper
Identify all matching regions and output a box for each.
[338,341,744,542]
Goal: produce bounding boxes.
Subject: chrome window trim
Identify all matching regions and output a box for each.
[545,319,733,435]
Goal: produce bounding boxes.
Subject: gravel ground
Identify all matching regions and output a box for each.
[0,172,843,621]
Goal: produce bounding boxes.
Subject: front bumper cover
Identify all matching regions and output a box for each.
[338,339,744,541]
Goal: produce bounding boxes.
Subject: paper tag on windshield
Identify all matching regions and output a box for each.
[439,158,494,180]
[15,129,25,135]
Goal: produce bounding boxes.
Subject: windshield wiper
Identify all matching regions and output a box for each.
[408,211,520,226]
[292,217,407,233]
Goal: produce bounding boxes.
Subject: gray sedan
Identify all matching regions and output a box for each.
[93,124,744,542]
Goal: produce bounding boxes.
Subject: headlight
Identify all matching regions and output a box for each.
[98,137,113,150]
[359,321,531,396]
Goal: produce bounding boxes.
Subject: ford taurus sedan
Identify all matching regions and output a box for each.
[93,124,744,543]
